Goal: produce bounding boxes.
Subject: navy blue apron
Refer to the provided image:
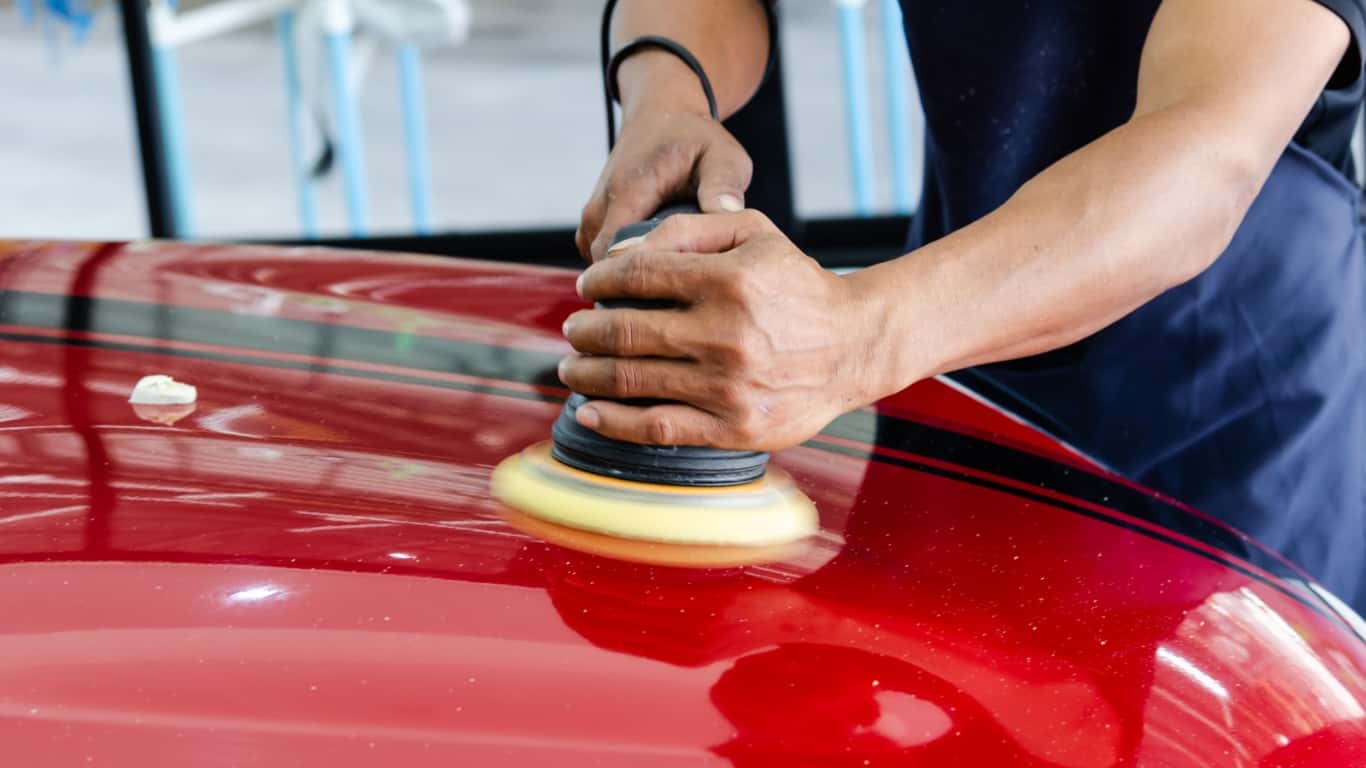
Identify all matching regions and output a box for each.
[965,145,1366,614]
[897,2,1366,613]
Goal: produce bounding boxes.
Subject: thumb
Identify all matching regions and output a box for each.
[694,139,753,214]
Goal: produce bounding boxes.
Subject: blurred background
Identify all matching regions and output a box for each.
[0,0,926,242]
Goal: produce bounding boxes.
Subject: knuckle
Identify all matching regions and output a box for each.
[602,176,623,201]
[731,412,764,445]
[732,343,759,373]
[606,361,641,397]
[574,226,595,259]
[740,208,771,232]
[712,337,749,370]
[621,254,653,296]
[604,316,636,354]
[579,196,602,224]
[652,218,695,251]
[735,147,754,178]
[713,264,748,300]
[653,214,687,243]
[728,267,765,303]
[644,414,675,446]
[721,138,754,180]
[713,379,748,411]
[732,327,765,368]
[588,239,609,263]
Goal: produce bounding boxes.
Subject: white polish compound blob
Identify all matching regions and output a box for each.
[129,375,197,405]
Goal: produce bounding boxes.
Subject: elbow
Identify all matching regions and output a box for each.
[1167,146,1266,286]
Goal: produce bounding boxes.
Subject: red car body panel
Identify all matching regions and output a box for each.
[0,240,1362,766]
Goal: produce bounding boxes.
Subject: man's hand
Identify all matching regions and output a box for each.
[576,0,771,263]
[560,211,897,451]
[575,95,753,263]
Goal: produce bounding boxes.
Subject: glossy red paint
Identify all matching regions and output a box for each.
[0,241,1361,766]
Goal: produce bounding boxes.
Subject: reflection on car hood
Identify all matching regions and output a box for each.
[0,241,1362,767]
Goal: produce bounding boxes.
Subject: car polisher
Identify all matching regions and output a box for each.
[491,206,817,548]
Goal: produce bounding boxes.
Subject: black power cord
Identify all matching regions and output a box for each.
[606,36,720,136]
[599,0,778,151]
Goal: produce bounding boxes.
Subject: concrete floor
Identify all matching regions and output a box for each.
[0,0,923,241]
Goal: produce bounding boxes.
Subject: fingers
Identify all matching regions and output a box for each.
[577,117,755,261]
[575,189,606,262]
[694,136,753,215]
[588,139,701,262]
[558,355,709,402]
[577,250,714,303]
[562,307,692,357]
[590,185,672,262]
[621,208,774,258]
[572,400,727,448]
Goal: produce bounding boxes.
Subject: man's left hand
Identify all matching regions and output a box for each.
[559,210,900,451]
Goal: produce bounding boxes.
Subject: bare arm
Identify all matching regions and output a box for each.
[861,0,1352,383]
[576,1,771,261]
[611,0,770,121]
[561,0,1356,450]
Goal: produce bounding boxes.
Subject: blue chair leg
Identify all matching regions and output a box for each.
[277,11,319,238]
[837,0,875,216]
[40,0,59,63]
[397,44,433,235]
[879,0,912,214]
[151,37,194,237]
[326,27,370,236]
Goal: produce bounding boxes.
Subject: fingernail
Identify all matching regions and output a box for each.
[607,235,644,255]
[557,357,569,382]
[561,317,573,337]
[717,194,744,212]
[575,272,585,298]
[577,405,600,429]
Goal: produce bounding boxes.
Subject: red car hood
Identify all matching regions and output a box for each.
[0,241,1362,767]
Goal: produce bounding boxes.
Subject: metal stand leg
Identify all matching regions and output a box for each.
[277,11,318,238]
[326,24,370,236]
[836,0,875,216]
[149,4,194,237]
[117,0,180,238]
[879,0,911,214]
[398,43,432,234]
[41,0,59,63]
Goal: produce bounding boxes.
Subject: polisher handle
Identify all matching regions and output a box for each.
[600,203,701,310]
[610,203,701,246]
[556,203,770,482]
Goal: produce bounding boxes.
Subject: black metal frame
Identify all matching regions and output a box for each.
[117,0,183,238]
[279,214,911,270]
[117,0,914,267]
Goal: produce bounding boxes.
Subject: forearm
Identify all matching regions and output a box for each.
[857,105,1264,391]
[564,0,1353,451]
[852,0,1347,397]
[611,0,769,120]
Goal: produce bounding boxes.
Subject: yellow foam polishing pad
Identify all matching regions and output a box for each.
[490,441,818,547]
[498,506,806,569]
